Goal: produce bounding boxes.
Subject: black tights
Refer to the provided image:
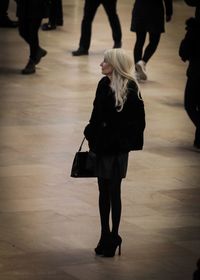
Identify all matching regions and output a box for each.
[134,31,161,64]
[98,176,122,237]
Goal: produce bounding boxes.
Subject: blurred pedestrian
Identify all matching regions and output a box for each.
[41,0,63,31]
[72,0,122,56]
[130,0,173,81]
[16,0,49,74]
[193,258,200,280]
[0,0,18,27]
[179,0,200,149]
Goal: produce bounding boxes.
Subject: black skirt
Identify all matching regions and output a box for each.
[96,153,129,179]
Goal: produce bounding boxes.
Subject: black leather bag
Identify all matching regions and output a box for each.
[71,137,97,178]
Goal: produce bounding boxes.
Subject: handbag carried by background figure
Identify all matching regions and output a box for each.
[70,137,97,178]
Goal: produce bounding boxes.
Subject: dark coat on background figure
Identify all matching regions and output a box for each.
[179,17,200,79]
[185,0,200,20]
[84,76,145,155]
[131,0,173,33]
[15,0,50,19]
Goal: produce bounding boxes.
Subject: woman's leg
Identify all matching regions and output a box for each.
[98,177,111,236]
[142,32,161,63]
[134,31,146,64]
[109,175,122,237]
[102,0,122,47]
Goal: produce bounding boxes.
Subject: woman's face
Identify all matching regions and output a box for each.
[100,59,113,77]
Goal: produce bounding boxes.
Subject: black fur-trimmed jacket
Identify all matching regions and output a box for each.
[84,76,146,155]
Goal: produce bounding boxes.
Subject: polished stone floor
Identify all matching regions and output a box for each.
[0,1,200,279]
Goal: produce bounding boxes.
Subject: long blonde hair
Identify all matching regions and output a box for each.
[104,48,138,111]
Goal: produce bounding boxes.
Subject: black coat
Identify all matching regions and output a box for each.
[131,0,173,33]
[84,77,146,155]
[16,0,50,19]
[179,17,200,79]
[184,0,200,21]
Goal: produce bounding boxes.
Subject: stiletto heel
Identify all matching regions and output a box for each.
[103,235,122,257]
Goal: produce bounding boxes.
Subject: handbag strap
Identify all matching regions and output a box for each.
[78,137,86,152]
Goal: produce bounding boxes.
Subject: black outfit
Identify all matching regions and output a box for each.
[193,269,200,280]
[193,258,200,280]
[179,1,200,148]
[0,0,18,27]
[130,0,173,63]
[185,0,200,20]
[16,0,49,73]
[84,76,145,256]
[77,0,122,52]
[42,0,63,30]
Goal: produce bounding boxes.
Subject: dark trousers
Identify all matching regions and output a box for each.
[184,77,200,145]
[134,31,161,64]
[98,175,122,237]
[0,0,9,17]
[79,0,122,50]
[48,0,63,25]
[18,17,42,61]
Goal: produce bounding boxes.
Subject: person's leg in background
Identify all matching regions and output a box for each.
[134,31,147,80]
[42,0,63,31]
[134,31,146,64]
[184,77,200,148]
[102,0,122,48]
[142,32,161,63]
[0,0,18,27]
[72,0,99,56]
[135,32,161,81]
[18,17,46,74]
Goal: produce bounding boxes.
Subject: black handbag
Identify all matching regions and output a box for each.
[70,137,97,178]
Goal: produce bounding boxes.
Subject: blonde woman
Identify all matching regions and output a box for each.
[84,49,145,257]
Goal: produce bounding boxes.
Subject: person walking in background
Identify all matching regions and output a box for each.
[16,0,49,74]
[41,0,63,31]
[193,258,200,280]
[72,0,122,56]
[84,49,145,257]
[130,0,173,81]
[0,0,18,27]
[185,0,200,19]
[179,0,200,149]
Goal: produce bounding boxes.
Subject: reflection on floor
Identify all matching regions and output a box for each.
[0,1,200,279]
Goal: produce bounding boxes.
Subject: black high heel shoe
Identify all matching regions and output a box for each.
[103,235,122,257]
[95,235,110,255]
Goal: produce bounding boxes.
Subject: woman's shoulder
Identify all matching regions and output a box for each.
[127,80,144,103]
[98,76,110,87]
[127,80,139,96]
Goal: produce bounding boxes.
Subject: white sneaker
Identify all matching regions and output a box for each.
[135,60,147,81]
[134,70,141,82]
